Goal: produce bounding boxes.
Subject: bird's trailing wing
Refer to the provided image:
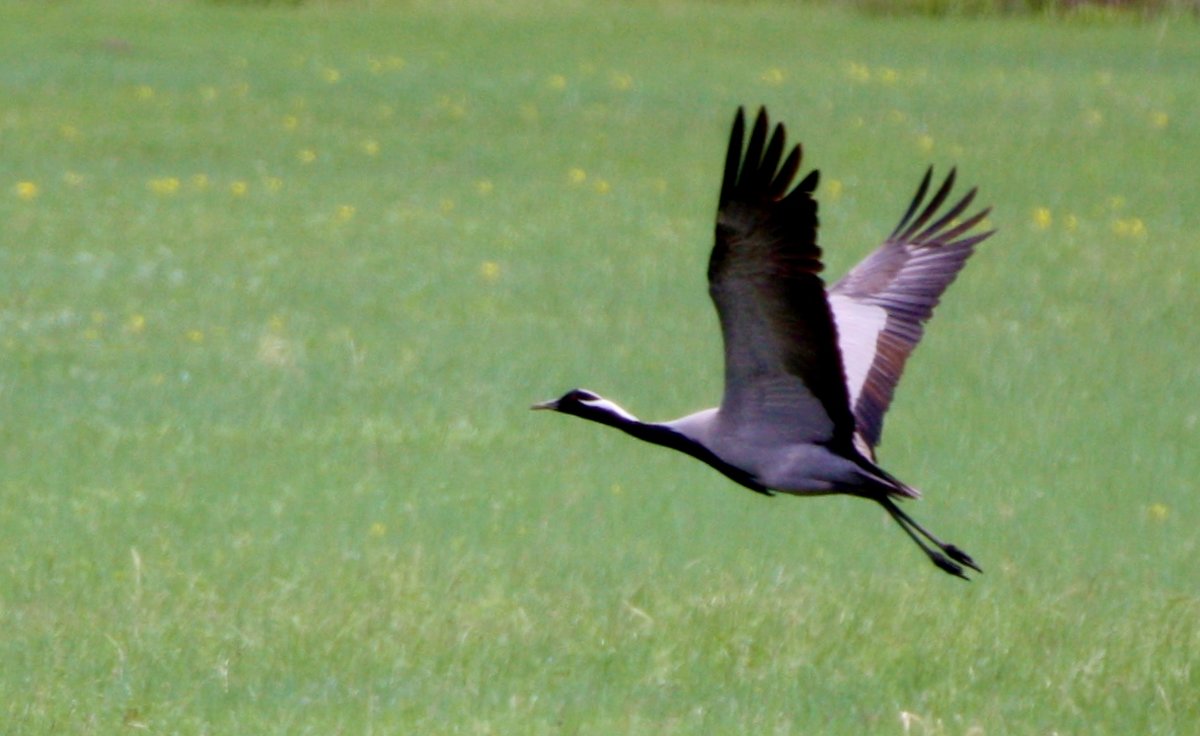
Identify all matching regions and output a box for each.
[830,168,994,455]
[708,107,856,449]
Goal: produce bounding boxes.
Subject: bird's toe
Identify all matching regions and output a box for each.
[944,544,981,573]
[931,553,970,580]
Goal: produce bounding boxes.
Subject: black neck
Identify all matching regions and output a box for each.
[583,409,773,497]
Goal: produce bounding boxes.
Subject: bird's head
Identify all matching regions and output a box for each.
[531,388,637,426]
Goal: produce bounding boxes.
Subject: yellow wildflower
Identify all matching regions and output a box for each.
[335,204,356,222]
[148,177,180,196]
[547,74,567,91]
[1032,207,1052,230]
[480,261,501,282]
[760,68,785,86]
[1112,217,1146,238]
[230,181,248,197]
[567,167,587,185]
[15,181,40,200]
[438,96,466,120]
[298,149,317,164]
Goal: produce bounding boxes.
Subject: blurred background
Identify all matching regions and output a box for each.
[1,1,1197,733]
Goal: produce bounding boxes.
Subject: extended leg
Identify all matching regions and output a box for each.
[878,497,981,579]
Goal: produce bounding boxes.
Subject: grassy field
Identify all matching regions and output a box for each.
[2,0,1198,733]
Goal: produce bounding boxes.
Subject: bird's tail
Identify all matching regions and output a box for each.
[856,457,922,500]
[881,476,922,500]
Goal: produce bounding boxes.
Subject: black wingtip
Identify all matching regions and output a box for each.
[753,105,770,129]
[721,105,815,207]
[887,166,994,250]
[743,107,770,183]
[770,144,802,198]
[898,168,957,241]
[798,168,819,193]
[890,167,933,240]
[720,108,748,207]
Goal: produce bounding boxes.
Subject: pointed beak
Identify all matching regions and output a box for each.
[530,399,558,411]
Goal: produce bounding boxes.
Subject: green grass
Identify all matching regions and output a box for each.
[1,0,1198,733]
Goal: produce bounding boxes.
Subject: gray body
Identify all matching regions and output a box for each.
[666,408,877,495]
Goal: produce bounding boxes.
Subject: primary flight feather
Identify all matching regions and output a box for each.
[534,107,994,579]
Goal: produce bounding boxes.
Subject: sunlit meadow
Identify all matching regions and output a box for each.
[1,1,1198,733]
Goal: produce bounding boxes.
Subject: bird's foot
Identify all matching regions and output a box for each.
[943,544,982,574]
[930,552,970,580]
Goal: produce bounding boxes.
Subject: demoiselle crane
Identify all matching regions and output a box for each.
[534,107,994,579]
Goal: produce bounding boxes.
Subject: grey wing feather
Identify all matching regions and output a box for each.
[830,168,994,452]
[709,107,857,449]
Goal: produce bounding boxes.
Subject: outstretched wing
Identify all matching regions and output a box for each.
[829,168,994,456]
[708,107,856,450]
